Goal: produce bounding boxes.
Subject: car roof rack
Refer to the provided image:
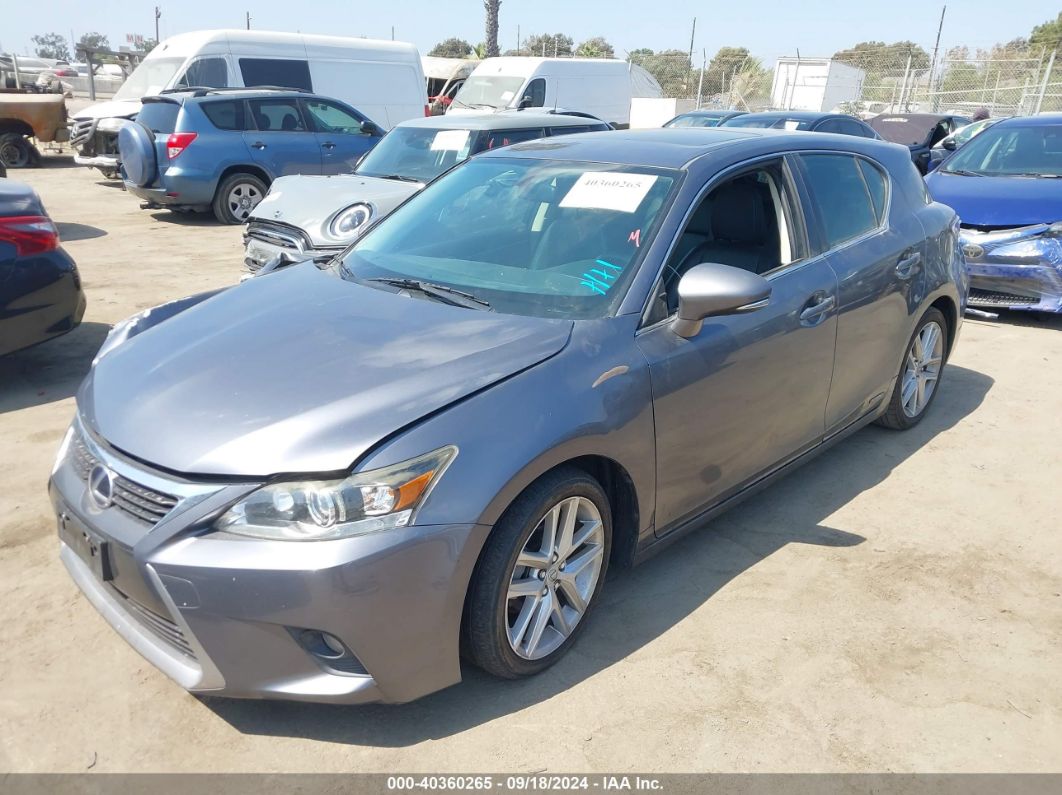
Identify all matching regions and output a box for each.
[158,85,311,98]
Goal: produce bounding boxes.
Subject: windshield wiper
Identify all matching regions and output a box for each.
[945,169,985,177]
[452,99,496,110]
[367,277,492,310]
[375,173,421,183]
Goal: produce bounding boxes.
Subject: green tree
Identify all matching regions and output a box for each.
[429,38,473,58]
[629,48,692,97]
[729,57,772,110]
[484,0,501,57]
[575,36,614,58]
[833,40,930,73]
[137,38,158,54]
[519,33,573,57]
[1030,12,1062,52]
[77,32,110,53]
[32,32,70,60]
[703,46,752,96]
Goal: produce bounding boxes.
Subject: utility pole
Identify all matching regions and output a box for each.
[391,26,395,41]
[245,12,251,30]
[687,17,696,97]
[516,25,520,54]
[1034,49,1056,114]
[154,6,161,43]
[928,5,946,110]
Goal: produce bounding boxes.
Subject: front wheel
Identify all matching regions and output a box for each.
[464,467,612,679]
[877,307,948,430]
[212,173,267,224]
[0,133,34,168]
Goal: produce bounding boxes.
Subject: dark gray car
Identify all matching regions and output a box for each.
[50,128,967,704]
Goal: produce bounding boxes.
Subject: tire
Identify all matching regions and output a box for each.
[464,467,612,679]
[876,307,948,430]
[212,172,268,224]
[0,133,33,168]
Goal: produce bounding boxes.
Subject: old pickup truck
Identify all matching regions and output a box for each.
[0,92,69,168]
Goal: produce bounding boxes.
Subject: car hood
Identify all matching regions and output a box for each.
[249,174,423,248]
[80,264,573,476]
[71,99,142,121]
[926,171,1062,227]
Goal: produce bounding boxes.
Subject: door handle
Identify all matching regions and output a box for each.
[895,250,922,279]
[321,141,336,150]
[799,294,835,324]
[251,141,267,150]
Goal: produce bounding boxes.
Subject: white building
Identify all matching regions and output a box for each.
[771,57,866,112]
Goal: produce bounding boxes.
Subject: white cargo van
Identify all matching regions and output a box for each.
[448,57,661,128]
[70,29,426,176]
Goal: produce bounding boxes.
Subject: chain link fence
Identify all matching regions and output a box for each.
[627,44,1060,117]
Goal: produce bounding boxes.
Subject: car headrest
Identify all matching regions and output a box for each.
[711,180,767,244]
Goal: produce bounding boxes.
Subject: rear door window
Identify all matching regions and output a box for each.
[797,154,881,249]
[136,101,180,134]
[483,128,546,149]
[201,100,249,131]
[815,118,844,134]
[239,58,313,91]
[548,125,600,136]
[248,99,307,132]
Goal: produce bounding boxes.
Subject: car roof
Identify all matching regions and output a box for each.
[677,109,739,117]
[872,112,957,123]
[732,111,840,121]
[993,113,1062,127]
[146,87,317,103]
[474,127,891,170]
[396,112,603,131]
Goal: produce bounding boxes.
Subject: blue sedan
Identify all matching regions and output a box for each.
[925,114,1062,313]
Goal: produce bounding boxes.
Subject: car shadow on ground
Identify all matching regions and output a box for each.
[968,309,1062,331]
[204,363,994,746]
[56,221,107,241]
[38,155,82,169]
[148,210,220,227]
[0,321,110,413]
[93,181,126,190]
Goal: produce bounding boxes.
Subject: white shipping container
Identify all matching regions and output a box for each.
[771,58,865,112]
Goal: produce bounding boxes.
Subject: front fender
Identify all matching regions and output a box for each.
[355,315,657,540]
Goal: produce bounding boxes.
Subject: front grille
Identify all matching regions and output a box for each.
[969,288,1039,306]
[120,593,196,659]
[69,118,95,151]
[71,433,179,525]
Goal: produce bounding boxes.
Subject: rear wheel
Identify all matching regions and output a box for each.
[876,307,948,430]
[0,133,33,168]
[464,467,611,679]
[212,173,267,224]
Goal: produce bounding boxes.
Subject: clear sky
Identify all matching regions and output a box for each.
[1,0,1054,64]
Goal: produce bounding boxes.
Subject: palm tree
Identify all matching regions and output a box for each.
[484,0,501,57]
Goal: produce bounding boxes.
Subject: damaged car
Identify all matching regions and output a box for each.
[51,128,964,704]
[925,114,1062,313]
[868,113,971,174]
[244,111,610,275]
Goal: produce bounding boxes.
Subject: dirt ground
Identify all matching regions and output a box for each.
[1,158,1060,774]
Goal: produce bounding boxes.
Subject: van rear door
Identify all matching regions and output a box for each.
[243,97,322,177]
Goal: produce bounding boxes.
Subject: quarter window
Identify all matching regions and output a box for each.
[201,100,249,131]
[798,154,880,249]
[239,58,313,92]
[483,128,545,149]
[857,159,888,223]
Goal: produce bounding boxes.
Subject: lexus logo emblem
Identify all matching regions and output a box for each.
[88,464,115,510]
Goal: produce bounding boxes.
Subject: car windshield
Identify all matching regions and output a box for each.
[667,114,721,128]
[724,116,811,130]
[356,127,477,183]
[338,158,678,319]
[113,56,184,100]
[452,75,526,110]
[947,117,993,147]
[941,124,1062,177]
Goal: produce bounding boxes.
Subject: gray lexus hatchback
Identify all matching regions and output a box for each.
[52,128,967,704]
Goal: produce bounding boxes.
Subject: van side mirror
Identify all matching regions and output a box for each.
[518,95,534,109]
[942,138,957,151]
[672,263,772,338]
[360,120,382,137]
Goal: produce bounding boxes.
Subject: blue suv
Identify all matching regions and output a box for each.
[118,88,384,224]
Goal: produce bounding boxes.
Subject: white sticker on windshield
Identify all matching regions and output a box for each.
[783,120,801,130]
[430,129,471,151]
[559,173,659,213]
[500,90,515,101]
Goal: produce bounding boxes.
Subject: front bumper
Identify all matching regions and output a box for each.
[51,419,487,704]
[243,221,343,275]
[960,225,1062,313]
[74,153,119,169]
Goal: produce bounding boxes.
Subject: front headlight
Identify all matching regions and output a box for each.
[215,446,457,541]
[328,203,373,237]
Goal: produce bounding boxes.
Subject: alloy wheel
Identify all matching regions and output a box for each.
[227,183,263,221]
[901,320,944,418]
[506,496,605,660]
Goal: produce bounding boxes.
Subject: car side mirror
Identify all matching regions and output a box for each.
[672,263,772,338]
[360,120,382,137]
[942,138,957,151]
